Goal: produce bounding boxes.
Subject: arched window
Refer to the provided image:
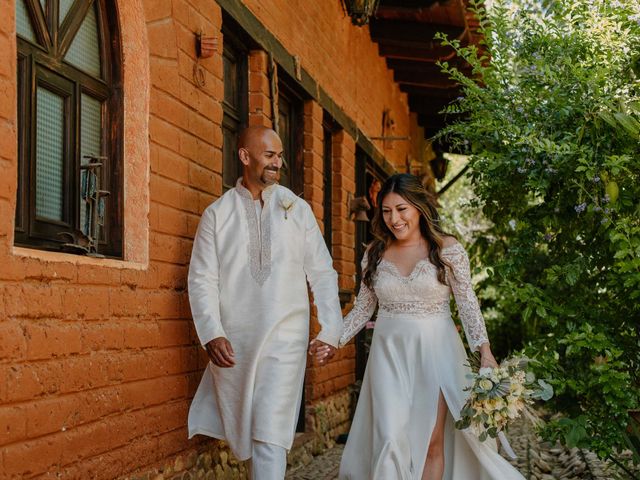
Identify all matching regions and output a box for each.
[15,0,123,257]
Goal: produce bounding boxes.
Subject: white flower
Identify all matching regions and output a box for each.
[280,196,296,219]
[479,379,494,391]
[508,219,517,230]
[479,367,494,377]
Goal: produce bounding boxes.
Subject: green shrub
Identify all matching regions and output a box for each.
[436,0,640,466]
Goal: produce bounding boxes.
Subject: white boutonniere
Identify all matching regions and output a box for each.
[280,196,297,220]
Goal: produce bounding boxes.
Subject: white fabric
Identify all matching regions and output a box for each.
[338,243,524,479]
[187,178,343,460]
[250,441,287,480]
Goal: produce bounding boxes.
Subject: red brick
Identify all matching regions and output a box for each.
[149,114,181,153]
[24,322,82,360]
[80,322,125,352]
[143,0,173,22]
[118,351,150,382]
[123,322,160,349]
[156,203,190,237]
[188,162,215,193]
[62,286,110,320]
[5,363,50,402]
[0,322,26,361]
[154,261,187,290]
[151,90,191,134]
[188,111,215,144]
[3,434,63,477]
[150,232,191,264]
[4,284,64,318]
[109,286,149,318]
[147,19,178,59]
[157,320,192,347]
[23,395,79,440]
[76,265,120,286]
[150,173,182,208]
[179,131,198,161]
[148,290,183,319]
[120,375,188,410]
[149,57,181,102]
[0,405,27,446]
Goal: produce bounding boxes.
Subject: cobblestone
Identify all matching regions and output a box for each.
[286,416,622,480]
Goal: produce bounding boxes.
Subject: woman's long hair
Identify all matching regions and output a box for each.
[362,174,454,288]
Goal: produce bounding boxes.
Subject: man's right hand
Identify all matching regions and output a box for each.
[205,337,236,368]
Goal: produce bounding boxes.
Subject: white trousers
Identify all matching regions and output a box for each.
[250,440,287,480]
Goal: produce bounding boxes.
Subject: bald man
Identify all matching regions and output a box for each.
[187,126,343,479]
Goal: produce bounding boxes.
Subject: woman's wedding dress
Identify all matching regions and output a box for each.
[338,243,525,480]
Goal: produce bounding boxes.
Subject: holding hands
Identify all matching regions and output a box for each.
[308,339,336,366]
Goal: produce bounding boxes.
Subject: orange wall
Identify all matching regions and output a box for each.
[241,0,412,169]
[0,0,413,477]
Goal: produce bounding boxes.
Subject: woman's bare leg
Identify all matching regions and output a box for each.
[421,391,448,480]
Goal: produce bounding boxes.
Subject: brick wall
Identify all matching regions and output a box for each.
[0,0,419,478]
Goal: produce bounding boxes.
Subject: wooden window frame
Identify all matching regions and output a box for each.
[322,115,338,253]
[15,0,123,257]
[277,80,304,196]
[221,23,249,192]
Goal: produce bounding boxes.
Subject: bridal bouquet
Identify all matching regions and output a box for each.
[455,354,553,454]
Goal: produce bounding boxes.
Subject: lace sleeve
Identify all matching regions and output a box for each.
[444,243,489,352]
[339,275,378,348]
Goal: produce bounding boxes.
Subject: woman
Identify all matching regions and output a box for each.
[313,174,524,480]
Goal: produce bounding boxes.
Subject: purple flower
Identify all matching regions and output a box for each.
[603,194,610,203]
[594,205,602,212]
[574,202,587,214]
[517,166,527,173]
[593,176,600,183]
[544,233,553,242]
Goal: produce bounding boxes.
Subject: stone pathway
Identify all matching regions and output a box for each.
[285,416,622,480]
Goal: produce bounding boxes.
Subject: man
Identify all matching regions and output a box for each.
[187,126,343,479]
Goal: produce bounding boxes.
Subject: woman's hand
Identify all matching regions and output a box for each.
[478,343,498,369]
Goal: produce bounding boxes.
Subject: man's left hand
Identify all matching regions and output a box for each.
[308,339,336,366]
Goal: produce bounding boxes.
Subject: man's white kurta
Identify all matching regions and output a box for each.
[187,179,343,461]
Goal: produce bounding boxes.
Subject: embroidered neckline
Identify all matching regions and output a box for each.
[378,244,464,282]
[236,178,276,286]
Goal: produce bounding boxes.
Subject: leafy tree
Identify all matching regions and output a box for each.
[436,0,640,469]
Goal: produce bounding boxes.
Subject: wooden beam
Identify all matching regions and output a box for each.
[395,74,456,89]
[377,0,441,8]
[375,3,467,27]
[386,58,449,76]
[399,84,460,98]
[377,43,458,62]
[369,18,463,45]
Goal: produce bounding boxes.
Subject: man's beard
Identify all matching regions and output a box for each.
[261,167,280,185]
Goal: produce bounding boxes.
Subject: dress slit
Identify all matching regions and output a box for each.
[417,388,452,479]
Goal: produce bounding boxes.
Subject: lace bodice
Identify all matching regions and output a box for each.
[339,243,489,351]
